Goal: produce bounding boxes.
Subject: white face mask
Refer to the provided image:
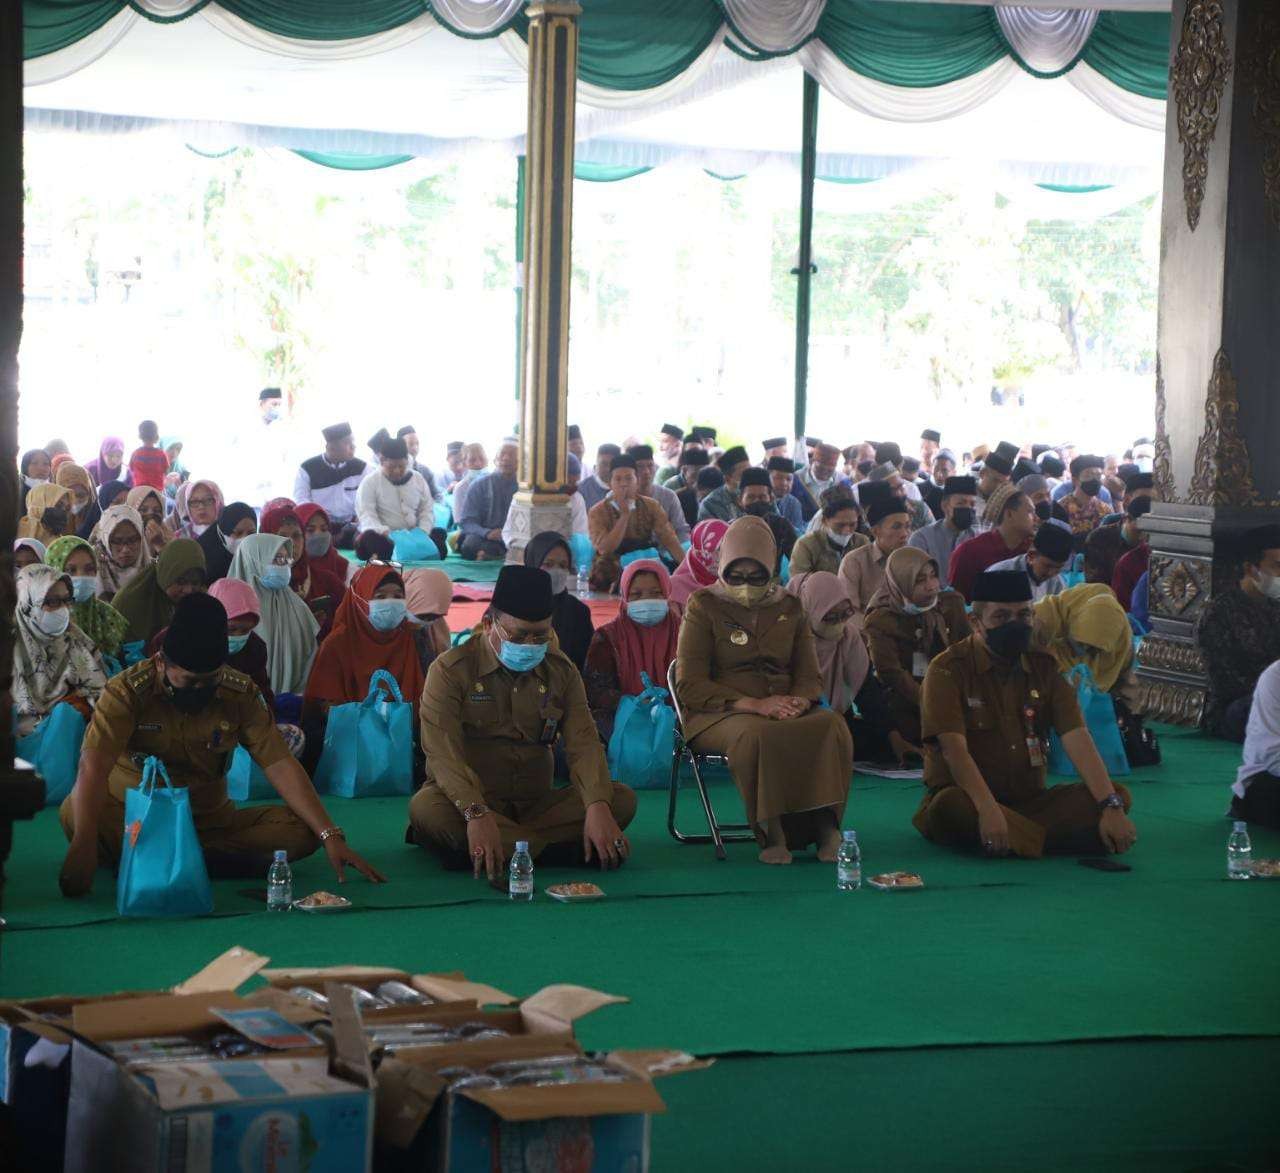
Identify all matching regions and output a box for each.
[24,476,47,490]
[903,598,938,615]
[827,529,853,548]
[226,535,246,556]
[1257,571,1280,601]
[191,522,210,537]
[35,607,71,637]
[546,567,572,595]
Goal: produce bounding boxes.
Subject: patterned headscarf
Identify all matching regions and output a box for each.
[45,535,130,659]
[91,505,152,596]
[12,564,107,738]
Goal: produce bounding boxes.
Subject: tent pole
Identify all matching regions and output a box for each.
[793,72,819,441]
[514,153,526,401]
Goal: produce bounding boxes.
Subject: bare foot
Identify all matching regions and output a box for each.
[759,845,792,865]
[816,825,843,863]
[474,551,491,562]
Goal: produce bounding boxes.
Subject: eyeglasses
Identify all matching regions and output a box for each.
[723,571,770,587]
[109,536,142,553]
[495,620,551,646]
[188,495,216,509]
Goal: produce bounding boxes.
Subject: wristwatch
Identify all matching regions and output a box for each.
[319,825,346,843]
[462,803,490,823]
[1097,793,1124,813]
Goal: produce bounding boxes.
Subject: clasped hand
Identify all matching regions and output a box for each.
[753,695,810,721]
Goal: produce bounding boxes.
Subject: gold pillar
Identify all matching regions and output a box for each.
[506,1,579,562]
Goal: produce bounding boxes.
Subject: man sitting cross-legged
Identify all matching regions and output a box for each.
[408,564,636,882]
[913,570,1136,859]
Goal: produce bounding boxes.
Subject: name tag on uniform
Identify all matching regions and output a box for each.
[912,652,929,678]
[966,697,984,709]
[138,723,162,732]
[468,691,494,703]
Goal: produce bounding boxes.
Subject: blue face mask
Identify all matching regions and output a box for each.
[368,598,408,631]
[259,564,291,591]
[227,633,251,654]
[626,599,669,627]
[494,626,548,673]
[70,576,98,604]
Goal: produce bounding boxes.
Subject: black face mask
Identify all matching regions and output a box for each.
[950,506,974,531]
[165,678,218,714]
[1080,480,1102,497]
[42,507,69,532]
[744,502,774,518]
[1035,500,1052,521]
[985,620,1032,660]
[1126,497,1153,521]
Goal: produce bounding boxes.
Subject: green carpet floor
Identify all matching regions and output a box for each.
[340,550,505,583]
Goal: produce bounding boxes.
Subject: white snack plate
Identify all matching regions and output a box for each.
[546,884,606,902]
[292,894,353,912]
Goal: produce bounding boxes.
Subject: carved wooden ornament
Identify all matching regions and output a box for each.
[1171,0,1232,232]
[1187,348,1262,507]
[1241,8,1280,229]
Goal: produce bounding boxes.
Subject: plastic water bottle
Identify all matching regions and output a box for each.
[509,840,534,901]
[836,830,861,891]
[267,850,293,910]
[1227,821,1253,880]
[576,565,590,598]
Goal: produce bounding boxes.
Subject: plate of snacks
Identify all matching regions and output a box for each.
[867,871,924,892]
[546,882,606,902]
[1251,858,1280,879]
[293,890,353,912]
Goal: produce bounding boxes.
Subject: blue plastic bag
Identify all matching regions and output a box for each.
[619,547,661,570]
[226,745,275,802]
[570,531,595,572]
[121,640,146,667]
[433,500,452,531]
[390,528,440,563]
[14,703,86,807]
[1048,664,1131,777]
[313,669,414,798]
[607,672,676,790]
[117,756,213,918]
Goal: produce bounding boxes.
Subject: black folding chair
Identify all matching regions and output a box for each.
[665,660,753,860]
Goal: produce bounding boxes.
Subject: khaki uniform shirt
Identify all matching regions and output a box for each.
[789,529,869,579]
[838,541,892,614]
[675,589,823,741]
[920,635,1083,804]
[419,633,613,814]
[82,657,289,815]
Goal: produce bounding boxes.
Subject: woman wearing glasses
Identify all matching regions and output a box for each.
[228,533,319,697]
[89,505,151,602]
[675,515,852,865]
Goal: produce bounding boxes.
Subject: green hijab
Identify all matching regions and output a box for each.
[112,538,206,645]
[45,535,129,659]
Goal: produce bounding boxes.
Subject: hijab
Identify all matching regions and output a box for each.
[523,531,594,670]
[1034,583,1132,692]
[228,533,318,694]
[261,500,346,607]
[96,479,130,512]
[198,501,257,584]
[294,503,351,585]
[711,516,784,607]
[12,564,107,738]
[84,436,128,488]
[865,546,949,651]
[600,559,682,695]
[404,568,453,658]
[126,485,167,557]
[18,482,74,546]
[20,449,49,488]
[793,571,869,713]
[44,536,129,659]
[305,563,424,707]
[172,479,224,540]
[112,537,205,646]
[669,519,728,607]
[91,505,151,596]
[14,538,46,568]
[55,462,101,539]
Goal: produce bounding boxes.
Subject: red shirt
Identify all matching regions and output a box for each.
[948,529,1031,603]
[1112,544,1150,612]
[129,445,170,491]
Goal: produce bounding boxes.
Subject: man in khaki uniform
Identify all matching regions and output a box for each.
[59,593,384,897]
[409,564,636,880]
[914,570,1136,859]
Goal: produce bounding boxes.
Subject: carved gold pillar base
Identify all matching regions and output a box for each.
[503,491,572,565]
[1139,1,1280,723]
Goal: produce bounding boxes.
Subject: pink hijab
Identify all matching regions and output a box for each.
[600,559,682,694]
[792,571,869,713]
[668,519,727,607]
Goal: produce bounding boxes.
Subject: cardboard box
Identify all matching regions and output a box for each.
[64,1049,372,1173]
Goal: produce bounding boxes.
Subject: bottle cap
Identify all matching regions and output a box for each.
[515,840,529,853]
[842,830,856,842]
[273,849,288,862]
[1232,820,1247,832]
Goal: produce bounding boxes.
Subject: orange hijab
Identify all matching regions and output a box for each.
[304,563,425,707]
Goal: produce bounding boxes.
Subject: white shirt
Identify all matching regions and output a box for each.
[356,470,434,534]
[1236,660,1280,797]
[501,492,587,548]
[987,553,1066,601]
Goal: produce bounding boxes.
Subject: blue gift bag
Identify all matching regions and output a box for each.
[390,528,440,563]
[121,640,146,667]
[226,745,275,802]
[619,547,661,571]
[607,672,676,790]
[433,500,452,531]
[1048,665,1131,777]
[313,669,414,798]
[14,703,86,807]
[570,532,595,572]
[117,756,213,918]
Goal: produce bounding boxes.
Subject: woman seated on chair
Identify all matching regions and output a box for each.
[584,559,681,741]
[864,546,969,755]
[674,516,852,865]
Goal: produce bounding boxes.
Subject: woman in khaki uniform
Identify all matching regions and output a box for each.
[789,495,869,584]
[864,546,969,751]
[675,516,852,864]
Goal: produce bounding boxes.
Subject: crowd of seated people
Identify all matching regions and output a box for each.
[26,414,1280,895]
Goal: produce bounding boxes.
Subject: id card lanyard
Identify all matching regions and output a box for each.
[1022,690,1046,768]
